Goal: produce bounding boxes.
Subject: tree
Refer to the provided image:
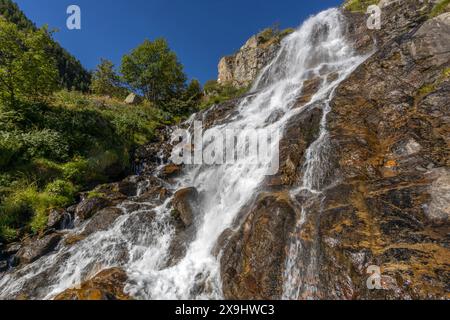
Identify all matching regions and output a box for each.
[0,18,58,107]
[91,59,127,98]
[0,0,91,92]
[184,79,203,102]
[120,38,186,103]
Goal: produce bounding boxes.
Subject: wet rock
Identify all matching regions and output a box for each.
[15,234,62,265]
[221,192,296,299]
[294,77,322,107]
[47,209,72,230]
[75,197,111,221]
[64,234,87,246]
[135,177,171,204]
[264,107,322,187]
[54,268,131,300]
[124,93,142,105]
[172,187,199,228]
[117,179,138,197]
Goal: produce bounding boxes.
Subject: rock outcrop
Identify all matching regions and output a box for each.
[2,0,448,301]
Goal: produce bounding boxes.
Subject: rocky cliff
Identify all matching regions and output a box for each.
[217,28,292,88]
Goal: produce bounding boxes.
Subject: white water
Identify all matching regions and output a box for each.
[0,8,367,300]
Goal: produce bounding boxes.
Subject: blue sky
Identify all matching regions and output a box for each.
[15,0,342,84]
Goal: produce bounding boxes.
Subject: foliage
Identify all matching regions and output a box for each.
[0,18,59,106]
[121,38,187,103]
[91,59,128,98]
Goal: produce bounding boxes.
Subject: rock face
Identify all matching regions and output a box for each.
[124,93,142,105]
[218,31,289,88]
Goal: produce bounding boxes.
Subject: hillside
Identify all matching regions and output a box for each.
[0,0,449,301]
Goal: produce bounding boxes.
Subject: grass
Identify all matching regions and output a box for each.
[201,81,250,110]
[430,0,450,17]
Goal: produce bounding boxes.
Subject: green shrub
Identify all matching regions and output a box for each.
[201,81,249,110]
[45,179,76,200]
[20,129,69,161]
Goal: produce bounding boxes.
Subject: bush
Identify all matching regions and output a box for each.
[343,0,379,12]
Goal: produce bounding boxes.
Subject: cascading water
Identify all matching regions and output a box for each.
[0,8,368,300]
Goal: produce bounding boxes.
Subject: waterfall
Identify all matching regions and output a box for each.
[0,8,368,300]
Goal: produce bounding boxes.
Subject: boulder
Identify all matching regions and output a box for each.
[15,234,62,265]
[0,260,7,272]
[81,207,124,237]
[54,268,130,300]
[75,197,111,221]
[124,93,142,105]
[172,187,199,228]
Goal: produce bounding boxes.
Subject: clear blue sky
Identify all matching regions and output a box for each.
[15,0,342,84]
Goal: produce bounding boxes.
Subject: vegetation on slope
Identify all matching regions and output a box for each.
[430,0,450,17]
[343,0,379,12]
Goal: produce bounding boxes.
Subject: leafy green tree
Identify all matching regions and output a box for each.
[91,59,127,98]
[121,38,187,103]
[0,18,58,107]
[0,0,91,92]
